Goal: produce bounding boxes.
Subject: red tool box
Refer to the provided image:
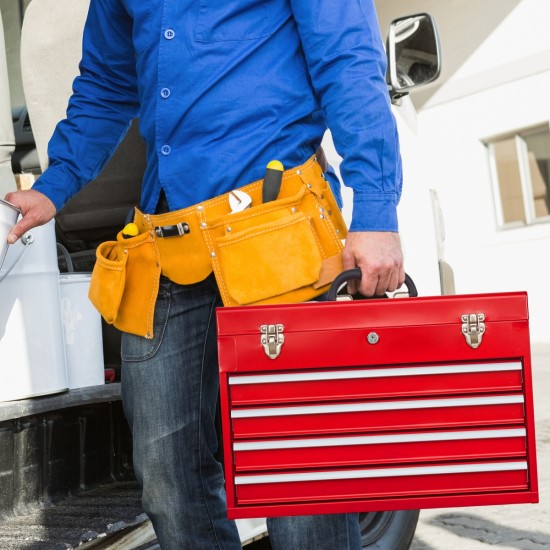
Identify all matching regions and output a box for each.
[217,276,538,519]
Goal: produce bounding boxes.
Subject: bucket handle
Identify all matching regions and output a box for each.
[0,233,35,284]
[57,242,75,273]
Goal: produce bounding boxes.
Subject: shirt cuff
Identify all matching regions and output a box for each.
[349,192,399,232]
[31,164,80,212]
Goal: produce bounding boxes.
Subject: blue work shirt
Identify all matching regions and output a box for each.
[33,0,402,232]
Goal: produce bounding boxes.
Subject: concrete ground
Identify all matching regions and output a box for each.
[410,344,550,550]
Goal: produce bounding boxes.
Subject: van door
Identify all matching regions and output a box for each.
[0,8,16,195]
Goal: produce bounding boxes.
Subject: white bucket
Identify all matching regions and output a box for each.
[0,198,20,270]
[59,272,104,389]
[0,220,68,401]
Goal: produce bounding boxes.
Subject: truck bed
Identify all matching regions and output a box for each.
[0,384,149,549]
[0,479,145,549]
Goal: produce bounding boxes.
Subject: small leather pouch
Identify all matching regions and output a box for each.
[89,240,127,325]
[89,230,161,338]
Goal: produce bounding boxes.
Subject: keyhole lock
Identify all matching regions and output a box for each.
[367,332,379,345]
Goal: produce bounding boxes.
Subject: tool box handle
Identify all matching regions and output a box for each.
[326,268,418,301]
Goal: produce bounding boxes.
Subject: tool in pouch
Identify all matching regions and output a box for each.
[229,190,252,213]
[228,159,282,212]
[122,222,139,239]
[89,152,347,337]
[262,160,284,203]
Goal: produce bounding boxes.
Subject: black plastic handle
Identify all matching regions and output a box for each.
[326,268,418,302]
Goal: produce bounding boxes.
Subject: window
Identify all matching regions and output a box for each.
[488,124,550,228]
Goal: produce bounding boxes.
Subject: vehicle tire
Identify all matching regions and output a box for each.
[359,510,420,550]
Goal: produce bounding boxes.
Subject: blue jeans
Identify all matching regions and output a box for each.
[121,275,361,549]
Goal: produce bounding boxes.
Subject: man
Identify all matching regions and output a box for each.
[5,1,404,548]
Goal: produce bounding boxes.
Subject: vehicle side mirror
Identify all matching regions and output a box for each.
[387,13,441,101]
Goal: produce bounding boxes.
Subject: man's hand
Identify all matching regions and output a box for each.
[4,189,57,244]
[342,231,405,296]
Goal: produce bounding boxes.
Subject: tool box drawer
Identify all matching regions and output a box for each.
[230,393,526,439]
[217,291,538,519]
[233,428,528,472]
[234,462,530,505]
[228,361,524,406]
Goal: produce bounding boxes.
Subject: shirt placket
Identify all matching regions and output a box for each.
[157,3,176,175]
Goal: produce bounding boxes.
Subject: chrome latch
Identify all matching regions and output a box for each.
[260,324,284,359]
[461,313,485,349]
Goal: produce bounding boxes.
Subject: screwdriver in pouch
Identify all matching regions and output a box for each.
[262,160,284,203]
[122,222,139,239]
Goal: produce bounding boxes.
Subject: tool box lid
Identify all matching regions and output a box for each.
[216,292,528,336]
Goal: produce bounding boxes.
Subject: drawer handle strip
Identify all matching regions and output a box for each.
[233,428,527,451]
[228,361,522,385]
[230,395,525,418]
[234,461,528,485]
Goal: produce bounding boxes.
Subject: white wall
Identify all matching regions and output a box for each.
[417,71,550,343]
[389,0,550,343]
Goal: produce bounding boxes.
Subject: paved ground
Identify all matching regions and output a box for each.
[410,344,550,550]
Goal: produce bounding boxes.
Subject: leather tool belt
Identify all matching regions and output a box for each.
[89,152,347,338]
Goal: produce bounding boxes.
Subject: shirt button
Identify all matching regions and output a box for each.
[161,145,171,156]
[160,87,171,99]
[164,28,175,40]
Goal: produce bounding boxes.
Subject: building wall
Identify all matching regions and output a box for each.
[373,0,550,343]
[418,71,550,343]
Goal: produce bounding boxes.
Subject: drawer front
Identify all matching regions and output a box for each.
[231,395,526,439]
[229,362,523,406]
[234,428,527,472]
[235,462,529,505]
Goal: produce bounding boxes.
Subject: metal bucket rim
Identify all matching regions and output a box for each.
[0,198,21,215]
[59,272,93,283]
[0,199,24,277]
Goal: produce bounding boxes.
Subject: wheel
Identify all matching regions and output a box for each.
[359,510,420,550]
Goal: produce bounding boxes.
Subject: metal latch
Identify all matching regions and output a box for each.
[461,313,485,349]
[154,222,190,238]
[260,324,284,359]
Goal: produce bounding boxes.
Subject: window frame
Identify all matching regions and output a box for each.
[487,122,550,229]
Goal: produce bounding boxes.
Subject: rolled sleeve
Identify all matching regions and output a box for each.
[290,0,402,231]
[349,192,399,232]
[32,164,81,212]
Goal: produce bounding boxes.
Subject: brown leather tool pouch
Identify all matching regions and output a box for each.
[89,152,347,336]
[89,230,161,339]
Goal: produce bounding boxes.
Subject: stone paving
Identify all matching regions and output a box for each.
[410,344,550,550]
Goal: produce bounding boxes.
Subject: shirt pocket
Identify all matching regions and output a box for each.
[195,0,271,42]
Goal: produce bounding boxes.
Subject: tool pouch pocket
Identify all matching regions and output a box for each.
[216,213,322,305]
[89,240,127,325]
[207,182,346,306]
[89,231,161,338]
